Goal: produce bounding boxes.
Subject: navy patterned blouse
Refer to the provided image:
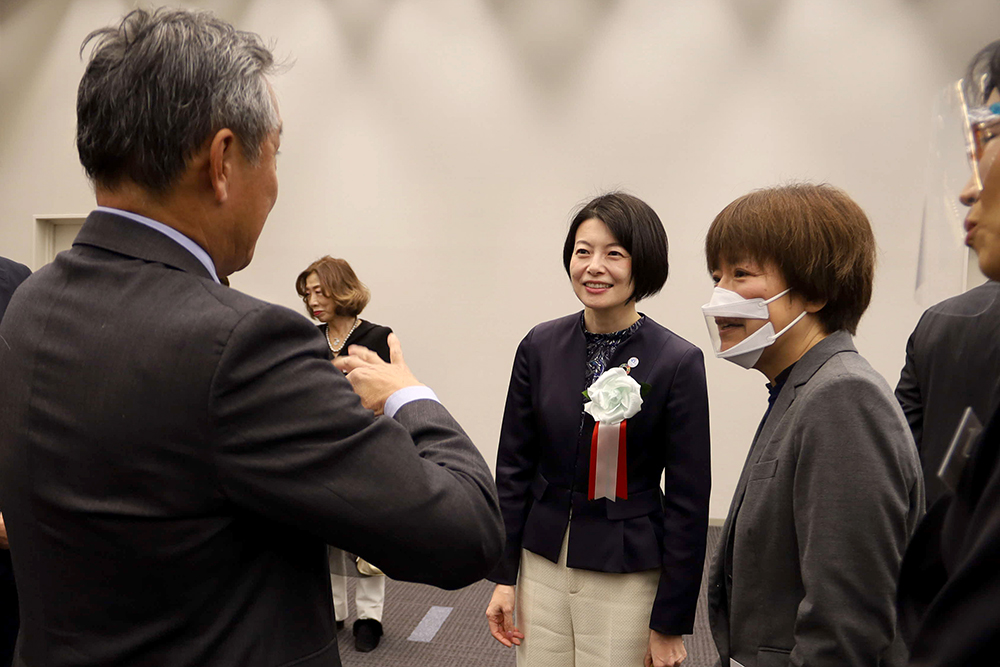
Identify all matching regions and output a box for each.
[581,312,645,386]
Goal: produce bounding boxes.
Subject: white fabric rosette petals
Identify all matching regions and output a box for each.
[583,367,643,424]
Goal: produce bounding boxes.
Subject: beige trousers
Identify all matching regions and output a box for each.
[516,528,660,667]
[330,572,385,622]
[328,546,385,622]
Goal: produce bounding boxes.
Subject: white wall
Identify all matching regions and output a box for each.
[3,0,999,519]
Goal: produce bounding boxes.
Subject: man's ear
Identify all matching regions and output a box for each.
[208,129,237,203]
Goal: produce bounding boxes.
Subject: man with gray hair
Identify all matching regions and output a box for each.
[0,8,503,666]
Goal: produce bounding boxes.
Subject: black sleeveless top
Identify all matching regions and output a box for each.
[318,320,393,362]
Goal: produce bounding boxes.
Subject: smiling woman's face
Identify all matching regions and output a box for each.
[569,218,634,314]
[710,259,796,351]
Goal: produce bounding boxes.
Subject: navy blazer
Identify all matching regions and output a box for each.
[490,312,711,635]
[0,257,30,322]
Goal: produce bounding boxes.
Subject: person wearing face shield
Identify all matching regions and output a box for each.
[896,40,1000,666]
[702,184,925,667]
[894,42,1000,512]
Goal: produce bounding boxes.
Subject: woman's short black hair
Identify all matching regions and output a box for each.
[561,192,669,302]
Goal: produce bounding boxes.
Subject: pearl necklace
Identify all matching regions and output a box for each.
[327,318,360,355]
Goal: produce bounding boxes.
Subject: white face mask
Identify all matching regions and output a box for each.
[700,286,807,369]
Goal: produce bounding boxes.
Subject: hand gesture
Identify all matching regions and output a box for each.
[486,584,524,648]
[332,333,421,415]
[645,631,686,667]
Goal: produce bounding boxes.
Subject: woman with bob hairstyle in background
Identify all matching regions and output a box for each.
[294,255,392,653]
[485,192,711,667]
[295,256,392,363]
[702,184,924,667]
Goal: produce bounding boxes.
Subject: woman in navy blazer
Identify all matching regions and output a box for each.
[485,193,711,667]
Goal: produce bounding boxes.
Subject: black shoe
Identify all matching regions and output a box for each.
[336,619,345,631]
[353,618,383,652]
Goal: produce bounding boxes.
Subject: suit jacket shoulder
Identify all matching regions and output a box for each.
[520,311,579,345]
[0,257,31,289]
[0,257,31,323]
[896,281,1000,504]
[924,280,1000,317]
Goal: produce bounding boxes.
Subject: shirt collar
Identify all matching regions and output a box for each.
[94,206,220,284]
[767,363,796,407]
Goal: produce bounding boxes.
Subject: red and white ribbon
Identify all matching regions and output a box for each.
[588,420,628,501]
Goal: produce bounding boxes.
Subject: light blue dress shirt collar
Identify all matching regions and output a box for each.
[95,206,220,284]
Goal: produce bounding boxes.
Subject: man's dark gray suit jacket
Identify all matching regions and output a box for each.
[0,257,30,322]
[0,210,503,667]
[895,280,1000,507]
[0,256,30,667]
[708,332,924,667]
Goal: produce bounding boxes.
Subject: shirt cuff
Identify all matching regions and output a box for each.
[384,385,440,419]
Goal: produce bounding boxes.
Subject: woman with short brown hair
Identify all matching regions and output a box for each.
[702,183,923,667]
[295,256,388,360]
[704,183,875,336]
[294,255,391,653]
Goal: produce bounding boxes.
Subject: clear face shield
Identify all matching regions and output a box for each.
[916,78,999,304]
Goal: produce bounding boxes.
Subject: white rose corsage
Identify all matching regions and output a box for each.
[582,363,651,502]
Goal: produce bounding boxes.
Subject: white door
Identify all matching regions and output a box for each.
[33,215,86,268]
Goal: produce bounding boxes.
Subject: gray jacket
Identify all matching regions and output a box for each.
[708,331,924,667]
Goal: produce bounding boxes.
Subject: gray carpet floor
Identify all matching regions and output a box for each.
[337,525,721,666]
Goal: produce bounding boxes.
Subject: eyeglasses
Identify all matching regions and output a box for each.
[968,103,1000,162]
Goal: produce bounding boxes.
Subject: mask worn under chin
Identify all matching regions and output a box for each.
[700,286,807,369]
